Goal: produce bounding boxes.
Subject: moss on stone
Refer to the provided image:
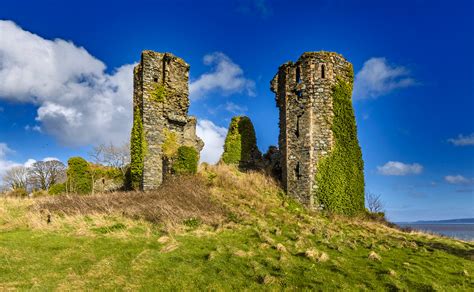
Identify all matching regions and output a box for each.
[221,116,260,167]
[130,106,145,190]
[150,84,166,103]
[314,77,365,216]
[162,129,179,158]
[172,146,199,175]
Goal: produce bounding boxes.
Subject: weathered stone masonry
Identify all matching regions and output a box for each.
[271,52,353,207]
[133,51,203,190]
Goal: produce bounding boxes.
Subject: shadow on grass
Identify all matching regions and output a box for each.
[413,239,474,260]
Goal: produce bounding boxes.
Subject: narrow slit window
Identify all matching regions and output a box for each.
[296,115,300,138]
[296,67,301,83]
[321,64,326,79]
[295,162,301,180]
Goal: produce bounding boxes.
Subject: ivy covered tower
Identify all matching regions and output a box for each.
[131,51,203,191]
[271,52,364,214]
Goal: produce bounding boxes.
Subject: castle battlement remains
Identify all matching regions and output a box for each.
[271,52,355,207]
[132,51,203,190]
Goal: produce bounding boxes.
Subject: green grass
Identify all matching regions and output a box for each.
[0,165,473,290]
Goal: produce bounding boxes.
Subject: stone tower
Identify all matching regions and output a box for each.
[271,52,354,207]
[132,50,203,190]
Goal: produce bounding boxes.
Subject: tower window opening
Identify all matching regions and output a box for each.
[153,77,158,82]
[296,90,302,98]
[295,162,301,180]
[296,115,300,138]
[296,67,301,83]
[321,64,326,79]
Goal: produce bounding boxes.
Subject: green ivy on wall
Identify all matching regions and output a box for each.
[221,116,260,167]
[130,106,145,190]
[162,128,179,158]
[172,146,199,175]
[314,77,365,216]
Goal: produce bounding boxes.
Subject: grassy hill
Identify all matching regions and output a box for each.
[1,164,473,290]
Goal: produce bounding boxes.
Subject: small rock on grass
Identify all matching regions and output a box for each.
[368,251,381,261]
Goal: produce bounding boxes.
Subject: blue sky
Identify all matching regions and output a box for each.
[0,0,472,221]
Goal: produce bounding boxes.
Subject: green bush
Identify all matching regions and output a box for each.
[221,116,261,168]
[48,183,66,195]
[314,78,365,216]
[67,157,92,194]
[130,107,145,190]
[172,146,199,175]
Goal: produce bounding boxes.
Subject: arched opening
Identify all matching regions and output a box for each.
[321,64,326,79]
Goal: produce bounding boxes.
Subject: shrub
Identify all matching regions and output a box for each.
[7,188,28,198]
[221,116,261,168]
[48,183,66,195]
[67,157,92,194]
[314,77,365,216]
[172,146,199,175]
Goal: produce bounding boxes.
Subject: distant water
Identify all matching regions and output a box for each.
[397,223,474,241]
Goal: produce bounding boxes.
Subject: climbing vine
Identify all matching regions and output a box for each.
[130,106,145,190]
[314,77,365,216]
[221,116,259,167]
[162,128,179,158]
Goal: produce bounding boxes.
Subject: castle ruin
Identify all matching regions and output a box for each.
[271,52,358,208]
[132,51,203,190]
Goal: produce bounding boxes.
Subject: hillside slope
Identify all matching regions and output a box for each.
[0,164,473,290]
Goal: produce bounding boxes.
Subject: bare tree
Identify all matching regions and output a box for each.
[89,142,130,177]
[366,192,384,213]
[2,166,29,190]
[29,160,66,190]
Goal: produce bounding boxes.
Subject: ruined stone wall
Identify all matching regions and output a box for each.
[271,52,353,207]
[133,51,203,190]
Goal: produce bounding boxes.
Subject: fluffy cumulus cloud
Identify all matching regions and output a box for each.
[377,161,423,176]
[189,52,255,100]
[196,120,227,164]
[0,20,134,146]
[444,175,474,185]
[353,57,415,100]
[448,133,474,146]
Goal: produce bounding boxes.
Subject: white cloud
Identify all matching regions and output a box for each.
[448,133,474,146]
[377,161,423,176]
[196,119,227,164]
[444,175,474,185]
[0,20,134,146]
[0,143,20,182]
[225,101,248,114]
[23,159,36,168]
[353,57,415,99]
[189,52,255,100]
